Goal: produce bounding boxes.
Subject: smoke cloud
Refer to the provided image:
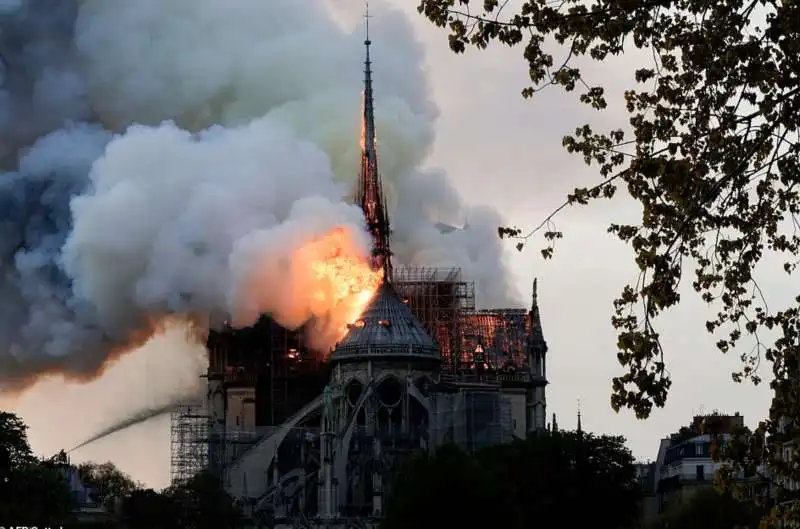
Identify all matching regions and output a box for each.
[0,0,90,161]
[0,0,518,390]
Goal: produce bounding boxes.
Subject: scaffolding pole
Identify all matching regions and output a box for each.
[170,402,210,485]
[394,266,532,376]
[394,266,475,373]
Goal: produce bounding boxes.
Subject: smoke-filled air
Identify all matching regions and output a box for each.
[0,0,518,393]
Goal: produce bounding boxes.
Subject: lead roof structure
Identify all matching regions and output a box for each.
[330,281,440,363]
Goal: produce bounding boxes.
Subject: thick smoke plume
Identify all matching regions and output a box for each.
[0,0,518,391]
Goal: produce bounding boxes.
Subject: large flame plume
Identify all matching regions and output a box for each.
[306,227,384,343]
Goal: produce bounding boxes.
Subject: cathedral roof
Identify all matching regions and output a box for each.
[330,281,440,363]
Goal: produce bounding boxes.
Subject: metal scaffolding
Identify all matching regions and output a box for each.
[170,402,209,485]
[394,266,532,375]
[394,266,475,372]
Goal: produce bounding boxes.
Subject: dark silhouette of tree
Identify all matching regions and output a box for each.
[165,472,243,529]
[0,411,34,479]
[118,473,241,529]
[0,411,73,523]
[482,430,640,529]
[417,2,800,522]
[384,430,639,529]
[120,488,180,529]
[3,461,74,522]
[382,443,509,529]
[648,487,765,529]
[78,460,141,506]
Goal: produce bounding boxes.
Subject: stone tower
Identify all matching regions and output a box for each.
[526,278,549,432]
[327,281,441,517]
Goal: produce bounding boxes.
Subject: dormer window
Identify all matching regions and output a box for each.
[348,319,366,329]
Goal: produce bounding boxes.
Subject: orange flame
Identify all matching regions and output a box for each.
[300,227,383,343]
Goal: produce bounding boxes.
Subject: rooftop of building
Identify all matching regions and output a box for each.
[668,412,744,445]
[330,280,441,363]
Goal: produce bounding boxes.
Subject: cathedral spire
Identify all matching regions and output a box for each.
[356,2,392,281]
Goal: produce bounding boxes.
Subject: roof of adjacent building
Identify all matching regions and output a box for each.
[329,280,440,363]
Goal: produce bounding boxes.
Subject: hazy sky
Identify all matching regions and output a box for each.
[2,0,778,489]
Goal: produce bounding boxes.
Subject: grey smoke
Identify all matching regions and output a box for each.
[0,0,519,392]
[0,124,111,382]
[0,0,90,162]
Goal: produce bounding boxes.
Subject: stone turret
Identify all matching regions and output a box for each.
[526,278,549,432]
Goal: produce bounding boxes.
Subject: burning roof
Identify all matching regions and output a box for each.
[329,281,440,363]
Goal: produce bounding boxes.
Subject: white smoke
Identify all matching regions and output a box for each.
[64,119,367,329]
[0,0,518,388]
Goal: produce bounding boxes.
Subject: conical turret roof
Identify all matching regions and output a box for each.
[330,281,440,363]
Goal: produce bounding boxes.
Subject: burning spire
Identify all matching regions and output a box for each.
[356,3,393,281]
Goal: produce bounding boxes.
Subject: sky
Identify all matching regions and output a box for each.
[1,0,778,489]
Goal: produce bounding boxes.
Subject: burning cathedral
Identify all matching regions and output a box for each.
[169,15,549,528]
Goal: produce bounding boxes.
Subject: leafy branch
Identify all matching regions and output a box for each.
[419,1,800,520]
